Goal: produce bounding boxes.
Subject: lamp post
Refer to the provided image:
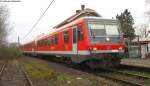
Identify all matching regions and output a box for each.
[137,35,141,58]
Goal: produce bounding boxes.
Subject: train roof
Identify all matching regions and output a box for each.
[54,5,101,28]
[84,16,117,21]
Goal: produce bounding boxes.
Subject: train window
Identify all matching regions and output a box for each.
[64,30,69,43]
[48,37,51,45]
[44,39,48,46]
[40,40,42,46]
[77,25,84,41]
[39,41,41,46]
[51,37,55,45]
[41,40,44,46]
[42,40,44,46]
[105,24,119,36]
[55,34,58,45]
[73,27,77,43]
[37,41,39,46]
[88,24,105,36]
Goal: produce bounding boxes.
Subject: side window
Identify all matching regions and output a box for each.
[37,40,41,46]
[64,30,69,43]
[77,25,84,41]
[48,37,51,45]
[41,40,44,46]
[51,36,55,45]
[44,39,48,46]
[73,28,77,43]
[55,34,58,45]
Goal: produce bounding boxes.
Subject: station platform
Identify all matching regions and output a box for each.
[121,58,150,68]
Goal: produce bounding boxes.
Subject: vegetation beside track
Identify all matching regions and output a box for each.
[20,58,117,86]
[0,5,22,61]
[23,62,56,80]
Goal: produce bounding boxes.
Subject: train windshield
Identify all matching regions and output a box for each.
[87,21,122,44]
[88,23,119,37]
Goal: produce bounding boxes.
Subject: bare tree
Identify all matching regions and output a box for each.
[0,5,10,60]
[0,5,9,45]
[137,24,149,38]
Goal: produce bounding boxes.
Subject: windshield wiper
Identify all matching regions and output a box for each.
[89,26,96,39]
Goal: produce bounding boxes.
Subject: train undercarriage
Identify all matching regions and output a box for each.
[23,51,123,69]
[69,52,123,69]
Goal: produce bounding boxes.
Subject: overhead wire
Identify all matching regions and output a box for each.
[23,0,55,40]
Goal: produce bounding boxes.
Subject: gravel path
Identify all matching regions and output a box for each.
[0,60,31,86]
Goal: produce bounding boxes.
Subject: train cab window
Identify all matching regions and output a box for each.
[55,34,58,45]
[105,24,119,36]
[77,25,84,41]
[64,30,69,43]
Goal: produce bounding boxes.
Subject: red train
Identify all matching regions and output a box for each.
[21,7,126,68]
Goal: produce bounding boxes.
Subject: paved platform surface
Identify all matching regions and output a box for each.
[121,58,150,68]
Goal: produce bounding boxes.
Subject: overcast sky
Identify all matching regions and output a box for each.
[6,0,148,43]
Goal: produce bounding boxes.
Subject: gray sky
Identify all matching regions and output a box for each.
[7,0,148,43]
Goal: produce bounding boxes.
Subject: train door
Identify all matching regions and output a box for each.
[32,41,36,56]
[72,26,78,56]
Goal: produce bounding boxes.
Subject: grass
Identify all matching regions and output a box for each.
[20,59,118,86]
[22,60,100,86]
[23,62,56,80]
[121,58,129,62]
[56,73,75,85]
[22,61,77,86]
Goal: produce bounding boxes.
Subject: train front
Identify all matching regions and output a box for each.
[85,17,126,68]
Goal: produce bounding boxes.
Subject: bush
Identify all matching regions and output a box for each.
[0,43,22,60]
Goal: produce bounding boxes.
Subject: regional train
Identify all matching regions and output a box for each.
[21,11,126,68]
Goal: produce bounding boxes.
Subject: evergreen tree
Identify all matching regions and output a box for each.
[116,9,135,40]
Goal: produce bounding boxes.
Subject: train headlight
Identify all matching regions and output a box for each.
[93,47,97,51]
[106,37,110,41]
[119,47,122,50]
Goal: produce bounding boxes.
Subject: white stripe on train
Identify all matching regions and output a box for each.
[23,50,124,55]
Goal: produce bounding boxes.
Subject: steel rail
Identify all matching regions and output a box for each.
[107,68,150,79]
[0,64,6,76]
[23,69,34,86]
[119,64,150,72]
[20,63,34,86]
[95,73,143,86]
[92,67,150,86]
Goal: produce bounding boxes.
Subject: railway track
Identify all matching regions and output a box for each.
[91,67,150,86]
[74,64,150,86]
[119,64,150,72]
[20,63,34,86]
[23,56,150,86]
[95,73,143,86]
[108,68,150,79]
[0,60,34,86]
[0,63,6,76]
